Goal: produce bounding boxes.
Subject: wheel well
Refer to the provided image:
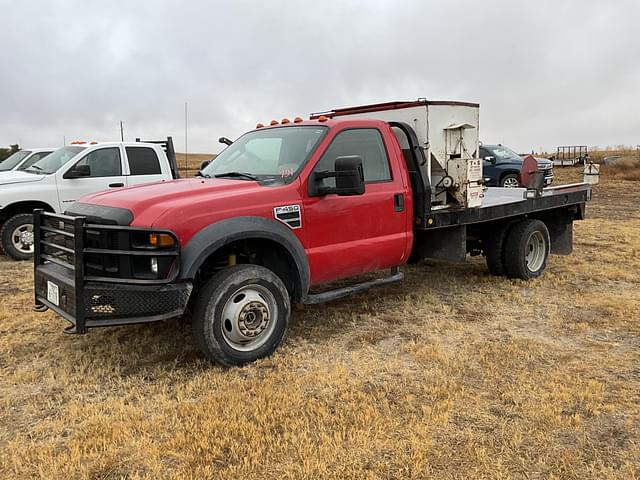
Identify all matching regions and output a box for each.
[0,201,54,224]
[499,171,519,183]
[193,238,303,301]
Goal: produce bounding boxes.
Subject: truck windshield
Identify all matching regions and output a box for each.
[25,146,85,174]
[201,126,327,184]
[490,146,522,162]
[0,150,31,171]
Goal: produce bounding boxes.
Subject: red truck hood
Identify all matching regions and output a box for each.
[80,178,269,227]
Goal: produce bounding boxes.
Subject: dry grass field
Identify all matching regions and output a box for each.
[0,166,639,479]
[175,153,216,178]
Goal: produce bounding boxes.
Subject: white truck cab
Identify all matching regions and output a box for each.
[0,148,55,173]
[0,138,179,260]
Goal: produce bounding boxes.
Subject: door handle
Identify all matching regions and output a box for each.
[109,183,124,188]
[393,193,405,212]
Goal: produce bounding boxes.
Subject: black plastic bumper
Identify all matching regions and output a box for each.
[35,263,192,333]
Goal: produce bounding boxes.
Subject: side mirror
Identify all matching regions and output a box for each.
[64,164,90,179]
[200,160,212,170]
[218,137,233,146]
[310,155,365,197]
[484,155,496,164]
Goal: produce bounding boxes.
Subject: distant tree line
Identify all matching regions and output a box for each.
[0,144,20,162]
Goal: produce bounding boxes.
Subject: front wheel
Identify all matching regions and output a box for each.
[192,264,290,366]
[500,173,520,188]
[0,213,35,260]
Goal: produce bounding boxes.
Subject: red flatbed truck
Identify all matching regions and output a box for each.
[34,100,591,365]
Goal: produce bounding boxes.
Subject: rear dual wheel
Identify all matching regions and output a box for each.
[485,219,550,280]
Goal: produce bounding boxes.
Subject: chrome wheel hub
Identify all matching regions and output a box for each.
[220,284,277,352]
[502,177,520,188]
[525,231,546,272]
[12,224,34,253]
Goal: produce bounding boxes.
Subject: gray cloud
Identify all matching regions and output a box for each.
[1,0,638,153]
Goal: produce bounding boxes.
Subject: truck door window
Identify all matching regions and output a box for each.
[74,147,122,177]
[314,128,391,187]
[125,147,162,175]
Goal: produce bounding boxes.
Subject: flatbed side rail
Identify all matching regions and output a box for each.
[421,183,591,230]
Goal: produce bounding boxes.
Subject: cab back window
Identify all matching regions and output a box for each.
[126,147,161,175]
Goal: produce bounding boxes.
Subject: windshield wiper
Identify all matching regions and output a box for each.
[25,165,47,174]
[214,171,258,181]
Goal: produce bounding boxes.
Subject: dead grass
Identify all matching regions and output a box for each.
[0,168,639,479]
[176,153,216,178]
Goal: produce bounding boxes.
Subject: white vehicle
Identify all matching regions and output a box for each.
[0,148,55,173]
[0,137,179,260]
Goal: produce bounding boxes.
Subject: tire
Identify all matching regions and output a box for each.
[484,221,515,276]
[500,173,520,188]
[192,264,290,366]
[503,219,550,279]
[0,213,35,261]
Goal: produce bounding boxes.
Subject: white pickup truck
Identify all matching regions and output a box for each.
[0,137,179,260]
[0,148,55,173]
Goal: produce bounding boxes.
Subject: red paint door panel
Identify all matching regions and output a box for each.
[300,126,411,285]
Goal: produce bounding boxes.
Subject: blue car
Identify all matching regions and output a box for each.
[479,144,554,188]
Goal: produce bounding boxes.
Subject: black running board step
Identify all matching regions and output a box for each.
[304,269,404,305]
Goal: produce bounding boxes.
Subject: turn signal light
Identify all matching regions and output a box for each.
[149,233,175,248]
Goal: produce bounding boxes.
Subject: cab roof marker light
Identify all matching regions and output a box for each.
[281,118,290,124]
[270,120,279,126]
[293,117,303,123]
[256,123,265,129]
[317,115,329,122]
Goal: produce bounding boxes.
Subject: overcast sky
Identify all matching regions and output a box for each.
[1,0,639,154]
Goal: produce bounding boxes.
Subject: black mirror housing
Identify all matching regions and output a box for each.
[484,155,496,164]
[310,155,365,197]
[64,164,91,179]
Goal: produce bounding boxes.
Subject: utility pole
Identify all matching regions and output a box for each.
[120,121,124,141]
[184,102,188,173]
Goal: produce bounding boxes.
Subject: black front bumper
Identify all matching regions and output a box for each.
[33,210,190,334]
[35,263,192,333]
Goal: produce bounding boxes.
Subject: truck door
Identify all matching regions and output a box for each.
[57,146,127,208]
[301,127,411,284]
[124,146,167,186]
